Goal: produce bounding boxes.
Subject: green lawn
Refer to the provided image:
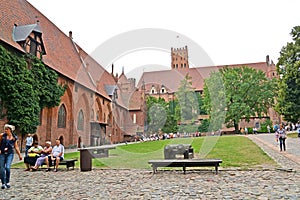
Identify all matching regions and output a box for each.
[12,135,277,170]
[288,132,299,138]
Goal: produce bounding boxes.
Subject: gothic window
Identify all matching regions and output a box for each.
[58,104,66,128]
[77,110,84,131]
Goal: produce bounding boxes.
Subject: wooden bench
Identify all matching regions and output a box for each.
[148,159,222,174]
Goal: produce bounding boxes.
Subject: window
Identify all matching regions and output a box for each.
[77,110,84,131]
[27,33,44,59]
[150,85,156,94]
[58,104,66,128]
[91,109,94,121]
[133,114,136,124]
[161,85,166,94]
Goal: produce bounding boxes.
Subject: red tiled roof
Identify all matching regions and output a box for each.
[138,62,274,92]
[0,0,115,99]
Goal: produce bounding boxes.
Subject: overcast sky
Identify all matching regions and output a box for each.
[27,0,300,80]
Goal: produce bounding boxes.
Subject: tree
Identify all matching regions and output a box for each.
[162,99,178,133]
[276,26,300,123]
[146,96,168,134]
[175,74,199,133]
[0,45,65,134]
[203,66,276,132]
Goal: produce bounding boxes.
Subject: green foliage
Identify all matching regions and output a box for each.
[196,92,207,115]
[0,45,65,134]
[203,66,276,132]
[146,96,168,133]
[259,119,273,133]
[175,74,198,121]
[198,119,210,133]
[276,26,300,123]
[146,96,179,134]
[203,72,226,131]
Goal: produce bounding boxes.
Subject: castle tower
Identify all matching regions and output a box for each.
[171,46,189,70]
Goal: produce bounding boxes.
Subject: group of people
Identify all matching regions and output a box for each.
[24,138,65,172]
[0,124,64,190]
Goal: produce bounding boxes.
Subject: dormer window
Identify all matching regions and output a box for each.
[161,85,166,94]
[12,23,46,59]
[150,85,156,94]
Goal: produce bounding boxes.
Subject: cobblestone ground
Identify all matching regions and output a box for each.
[1,169,300,200]
[2,134,300,200]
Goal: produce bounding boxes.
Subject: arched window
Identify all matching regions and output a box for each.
[58,104,66,128]
[77,110,84,131]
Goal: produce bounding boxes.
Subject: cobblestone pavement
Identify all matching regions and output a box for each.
[2,134,300,200]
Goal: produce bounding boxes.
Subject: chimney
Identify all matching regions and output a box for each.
[69,31,73,39]
[111,63,114,75]
[266,55,270,66]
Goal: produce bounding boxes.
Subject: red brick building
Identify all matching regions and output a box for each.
[0,0,130,148]
[138,46,280,130]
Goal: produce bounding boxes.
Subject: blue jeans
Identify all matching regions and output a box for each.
[0,153,14,184]
[279,137,286,151]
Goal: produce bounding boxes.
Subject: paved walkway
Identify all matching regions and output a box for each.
[1,134,300,199]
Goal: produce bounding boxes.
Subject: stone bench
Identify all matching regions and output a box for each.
[164,144,194,159]
[148,159,222,174]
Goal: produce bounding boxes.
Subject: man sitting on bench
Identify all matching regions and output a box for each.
[44,139,64,172]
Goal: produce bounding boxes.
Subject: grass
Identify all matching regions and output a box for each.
[288,132,299,138]
[12,135,277,170]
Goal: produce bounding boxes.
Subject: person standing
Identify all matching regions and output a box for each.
[277,125,287,151]
[25,133,33,157]
[0,124,22,189]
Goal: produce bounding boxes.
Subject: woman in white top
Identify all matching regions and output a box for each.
[276,125,287,151]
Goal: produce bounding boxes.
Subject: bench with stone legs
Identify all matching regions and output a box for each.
[42,158,78,170]
[148,159,222,174]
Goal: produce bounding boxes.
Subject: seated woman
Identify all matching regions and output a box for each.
[24,141,43,171]
[30,141,52,171]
